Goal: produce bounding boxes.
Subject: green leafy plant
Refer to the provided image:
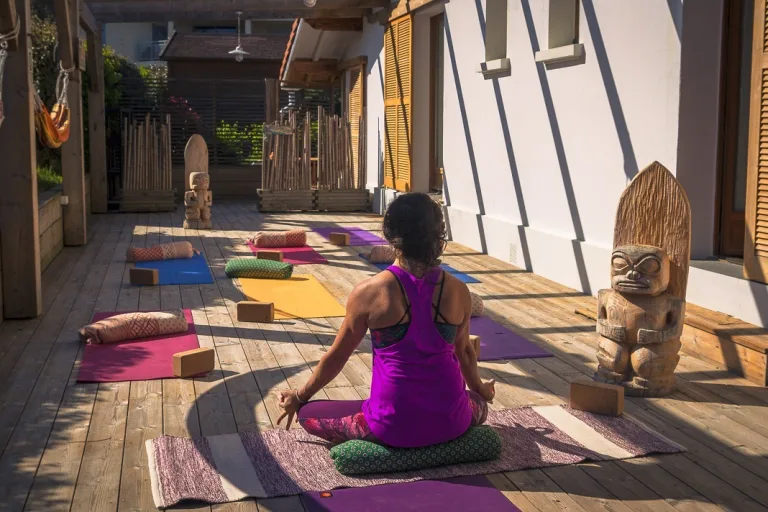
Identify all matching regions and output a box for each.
[215,121,264,164]
[37,165,63,193]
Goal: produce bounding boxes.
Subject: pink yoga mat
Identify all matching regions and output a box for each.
[77,309,199,383]
[247,241,328,265]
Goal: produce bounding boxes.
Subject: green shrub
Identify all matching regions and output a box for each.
[37,165,62,193]
[215,121,264,164]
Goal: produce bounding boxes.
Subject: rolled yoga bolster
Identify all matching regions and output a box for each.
[367,245,396,263]
[126,241,196,262]
[252,229,307,248]
[224,258,294,279]
[78,309,189,345]
[470,292,484,317]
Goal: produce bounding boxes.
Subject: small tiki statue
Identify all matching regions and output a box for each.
[183,135,212,230]
[595,162,691,397]
[184,172,212,229]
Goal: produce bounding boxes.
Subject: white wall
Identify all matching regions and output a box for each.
[350,1,768,327]
[104,22,153,62]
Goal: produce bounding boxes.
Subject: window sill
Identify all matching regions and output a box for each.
[534,43,585,65]
[476,58,511,79]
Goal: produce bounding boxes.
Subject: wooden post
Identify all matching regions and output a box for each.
[0,0,42,318]
[265,78,279,124]
[87,24,107,213]
[60,0,87,245]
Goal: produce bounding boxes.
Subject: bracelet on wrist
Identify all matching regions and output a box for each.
[296,390,309,404]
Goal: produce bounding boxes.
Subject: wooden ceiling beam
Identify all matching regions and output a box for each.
[79,0,97,34]
[304,17,362,31]
[87,5,374,22]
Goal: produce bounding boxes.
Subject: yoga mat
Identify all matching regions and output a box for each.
[301,476,521,512]
[78,309,198,383]
[361,256,481,284]
[470,317,553,361]
[247,240,328,265]
[239,274,346,319]
[146,404,685,508]
[314,226,388,246]
[135,252,214,285]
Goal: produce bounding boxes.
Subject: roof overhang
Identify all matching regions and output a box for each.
[280,18,366,88]
[86,0,390,23]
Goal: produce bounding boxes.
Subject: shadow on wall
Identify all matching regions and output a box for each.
[444,16,488,254]
[580,0,639,181]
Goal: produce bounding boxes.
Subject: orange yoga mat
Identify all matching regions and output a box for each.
[238,274,346,319]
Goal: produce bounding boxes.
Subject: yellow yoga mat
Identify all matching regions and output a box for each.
[238,274,346,319]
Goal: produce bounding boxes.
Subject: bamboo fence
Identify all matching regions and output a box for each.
[122,113,173,193]
[260,107,366,191]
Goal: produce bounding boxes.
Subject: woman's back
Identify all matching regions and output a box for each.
[362,265,472,448]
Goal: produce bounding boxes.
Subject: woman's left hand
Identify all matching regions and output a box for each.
[277,389,303,430]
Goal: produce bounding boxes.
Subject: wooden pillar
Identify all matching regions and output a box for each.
[58,0,87,245]
[87,24,107,213]
[265,78,279,124]
[0,0,42,318]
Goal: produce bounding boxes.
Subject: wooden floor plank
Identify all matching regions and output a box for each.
[0,205,765,512]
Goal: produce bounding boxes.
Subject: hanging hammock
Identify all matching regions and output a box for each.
[34,63,73,149]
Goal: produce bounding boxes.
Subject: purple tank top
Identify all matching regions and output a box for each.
[362,265,472,448]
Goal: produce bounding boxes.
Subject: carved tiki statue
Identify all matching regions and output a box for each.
[183,135,213,230]
[595,162,691,397]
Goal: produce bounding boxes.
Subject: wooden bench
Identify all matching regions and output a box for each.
[576,302,768,386]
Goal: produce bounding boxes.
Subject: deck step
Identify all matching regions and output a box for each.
[575,302,768,386]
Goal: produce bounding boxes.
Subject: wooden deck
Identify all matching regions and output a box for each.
[1,202,768,512]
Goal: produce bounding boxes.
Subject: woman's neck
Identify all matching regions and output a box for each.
[394,257,433,278]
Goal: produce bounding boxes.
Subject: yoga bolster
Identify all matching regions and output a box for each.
[330,425,502,475]
[368,245,396,263]
[79,310,189,345]
[126,241,195,262]
[470,292,484,317]
[225,258,294,279]
[252,230,307,248]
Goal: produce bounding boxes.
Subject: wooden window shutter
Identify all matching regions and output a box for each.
[745,0,768,282]
[383,15,413,192]
[348,64,364,188]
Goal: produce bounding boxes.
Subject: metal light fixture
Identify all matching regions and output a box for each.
[229,11,249,62]
[303,0,317,6]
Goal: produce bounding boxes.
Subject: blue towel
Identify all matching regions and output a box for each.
[135,252,214,285]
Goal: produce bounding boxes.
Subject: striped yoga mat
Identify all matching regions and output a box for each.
[146,405,684,508]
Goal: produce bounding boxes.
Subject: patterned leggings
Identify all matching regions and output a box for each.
[298,391,489,446]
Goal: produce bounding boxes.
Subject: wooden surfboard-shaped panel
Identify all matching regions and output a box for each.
[613,161,692,299]
[184,135,208,192]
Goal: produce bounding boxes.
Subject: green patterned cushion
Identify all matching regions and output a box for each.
[225,258,294,279]
[329,426,502,475]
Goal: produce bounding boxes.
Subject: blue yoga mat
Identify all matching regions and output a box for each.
[362,255,481,284]
[135,252,214,285]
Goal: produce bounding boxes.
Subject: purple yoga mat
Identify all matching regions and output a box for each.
[313,226,388,246]
[246,240,329,265]
[301,476,521,512]
[471,317,553,361]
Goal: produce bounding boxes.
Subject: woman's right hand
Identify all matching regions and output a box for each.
[477,379,496,403]
[277,389,303,430]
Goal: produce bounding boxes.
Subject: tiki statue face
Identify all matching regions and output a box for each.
[610,245,670,296]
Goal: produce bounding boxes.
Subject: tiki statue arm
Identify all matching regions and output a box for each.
[637,298,684,345]
[596,289,626,343]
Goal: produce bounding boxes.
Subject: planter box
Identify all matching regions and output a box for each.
[314,189,370,212]
[257,189,315,212]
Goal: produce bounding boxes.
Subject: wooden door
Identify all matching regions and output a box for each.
[429,13,445,192]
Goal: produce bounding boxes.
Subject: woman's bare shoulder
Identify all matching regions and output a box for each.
[349,271,397,302]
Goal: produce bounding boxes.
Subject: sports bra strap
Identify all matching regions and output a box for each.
[386,269,411,326]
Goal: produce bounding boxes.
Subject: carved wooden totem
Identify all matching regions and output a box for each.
[594,162,691,397]
[183,136,213,229]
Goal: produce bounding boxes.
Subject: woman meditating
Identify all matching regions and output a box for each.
[278,193,495,448]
